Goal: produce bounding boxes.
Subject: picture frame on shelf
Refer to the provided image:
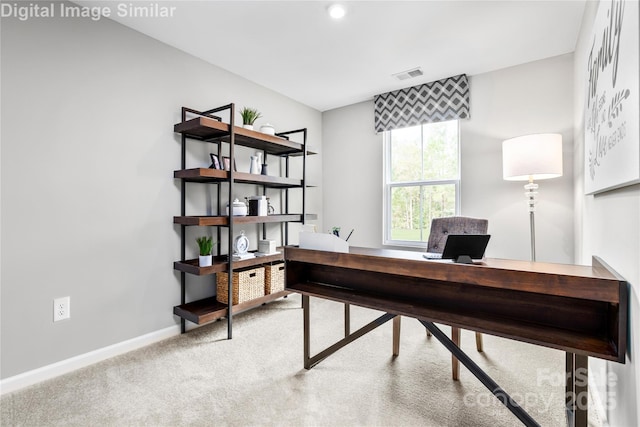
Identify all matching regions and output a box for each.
[222,156,237,171]
[209,153,221,169]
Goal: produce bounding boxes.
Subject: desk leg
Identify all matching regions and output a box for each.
[421,320,541,427]
[303,295,310,369]
[344,303,351,337]
[565,352,588,427]
[451,327,461,381]
[576,355,588,427]
[302,295,396,369]
[392,316,401,356]
[566,352,574,426]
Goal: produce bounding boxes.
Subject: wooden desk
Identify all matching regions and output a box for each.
[284,246,628,427]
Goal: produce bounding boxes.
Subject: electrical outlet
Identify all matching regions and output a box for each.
[53,296,70,322]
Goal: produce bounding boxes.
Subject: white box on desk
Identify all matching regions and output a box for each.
[298,232,349,253]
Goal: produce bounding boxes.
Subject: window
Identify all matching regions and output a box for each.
[383,120,460,247]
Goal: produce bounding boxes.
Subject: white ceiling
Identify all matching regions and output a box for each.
[90,0,587,111]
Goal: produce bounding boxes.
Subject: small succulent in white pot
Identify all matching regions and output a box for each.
[196,236,214,267]
[239,107,262,130]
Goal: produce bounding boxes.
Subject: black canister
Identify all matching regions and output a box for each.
[248,196,267,216]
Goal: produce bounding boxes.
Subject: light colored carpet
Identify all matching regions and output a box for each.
[1,294,601,426]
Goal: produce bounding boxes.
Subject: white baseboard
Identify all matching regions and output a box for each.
[0,325,181,395]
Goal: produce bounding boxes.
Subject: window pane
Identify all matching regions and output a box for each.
[390,126,421,182]
[385,120,459,246]
[390,184,456,242]
[422,120,459,180]
[390,186,421,241]
[421,184,456,238]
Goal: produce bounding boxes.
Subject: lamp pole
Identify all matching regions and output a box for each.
[525,179,538,262]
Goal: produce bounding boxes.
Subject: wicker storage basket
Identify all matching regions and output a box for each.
[216,266,265,305]
[265,262,285,294]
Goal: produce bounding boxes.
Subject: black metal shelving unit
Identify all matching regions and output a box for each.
[173,104,314,338]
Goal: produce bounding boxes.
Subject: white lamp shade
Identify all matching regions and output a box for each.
[502,133,563,181]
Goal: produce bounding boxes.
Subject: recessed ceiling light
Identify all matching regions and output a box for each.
[328,4,346,20]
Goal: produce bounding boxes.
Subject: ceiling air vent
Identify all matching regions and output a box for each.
[392,67,424,81]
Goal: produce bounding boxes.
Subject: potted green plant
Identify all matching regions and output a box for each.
[196,236,214,267]
[239,107,262,130]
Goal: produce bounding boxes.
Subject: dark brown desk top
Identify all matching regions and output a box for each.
[285,246,625,303]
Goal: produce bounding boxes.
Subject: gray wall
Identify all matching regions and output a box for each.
[573,1,640,425]
[322,102,381,248]
[322,54,575,264]
[1,9,322,378]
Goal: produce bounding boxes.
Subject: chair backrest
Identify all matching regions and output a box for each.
[426,216,489,254]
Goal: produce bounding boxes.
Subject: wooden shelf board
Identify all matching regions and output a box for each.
[173,216,228,226]
[174,251,285,276]
[174,291,290,325]
[174,297,226,324]
[174,168,227,181]
[287,150,317,157]
[174,117,304,155]
[173,214,317,226]
[231,290,290,316]
[233,172,302,188]
[174,168,304,188]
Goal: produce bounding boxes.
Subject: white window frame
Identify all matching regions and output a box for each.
[382,122,461,248]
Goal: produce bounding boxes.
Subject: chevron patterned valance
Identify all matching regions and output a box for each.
[374,74,470,133]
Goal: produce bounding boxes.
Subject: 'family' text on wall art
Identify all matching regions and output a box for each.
[584,0,639,194]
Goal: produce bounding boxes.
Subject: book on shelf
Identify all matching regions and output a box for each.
[254,251,281,257]
[232,253,255,261]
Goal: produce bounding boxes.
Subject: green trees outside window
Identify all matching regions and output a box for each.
[385,120,459,245]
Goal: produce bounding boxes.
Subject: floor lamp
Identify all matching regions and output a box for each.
[502,134,563,262]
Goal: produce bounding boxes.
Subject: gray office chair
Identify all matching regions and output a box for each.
[426,216,488,381]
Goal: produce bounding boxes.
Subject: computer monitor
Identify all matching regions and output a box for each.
[441,234,491,263]
[424,234,491,263]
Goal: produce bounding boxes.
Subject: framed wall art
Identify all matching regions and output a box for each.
[584,0,639,194]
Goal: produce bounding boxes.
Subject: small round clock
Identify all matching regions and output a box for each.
[233,230,249,255]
